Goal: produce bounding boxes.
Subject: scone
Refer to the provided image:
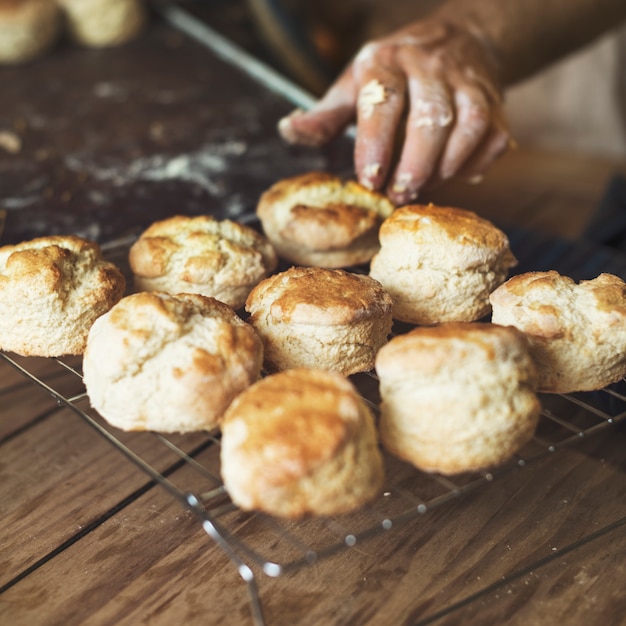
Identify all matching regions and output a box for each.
[245,266,393,375]
[376,322,540,475]
[57,0,146,47]
[0,235,125,356]
[128,215,278,309]
[256,171,395,267]
[490,271,626,393]
[220,368,384,519]
[370,204,517,324]
[83,291,263,433]
[0,0,61,65]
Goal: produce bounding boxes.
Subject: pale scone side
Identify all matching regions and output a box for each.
[490,270,626,392]
[83,291,263,432]
[370,204,517,324]
[376,322,541,475]
[129,214,278,309]
[245,266,393,375]
[0,235,125,356]
[220,368,384,518]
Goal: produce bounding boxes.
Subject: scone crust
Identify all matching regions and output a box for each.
[246,267,393,374]
[490,270,626,392]
[257,171,394,267]
[220,368,384,518]
[376,322,540,475]
[57,0,146,47]
[129,215,278,309]
[0,0,61,64]
[0,235,125,356]
[83,291,263,433]
[370,204,517,324]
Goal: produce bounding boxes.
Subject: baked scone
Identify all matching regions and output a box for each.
[370,204,517,324]
[83,292,263,433]
[490,271,626,393]
[57,0,146,48]
[220,368,384,519]
[245,266,393,375]
[128,215,278,310]
[0,235,125,356]
[256,171,395,267]
[376,322,540,475]
[0,0,61,65]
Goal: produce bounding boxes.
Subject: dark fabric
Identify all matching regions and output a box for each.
[583,174,626,250]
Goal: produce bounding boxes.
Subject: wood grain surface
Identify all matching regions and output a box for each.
[1,7,626,626]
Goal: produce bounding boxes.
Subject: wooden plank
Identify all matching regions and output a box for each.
[429,149,626,239]
[1,413,624,625]
[0,355,85,438]
[0,401,214,588]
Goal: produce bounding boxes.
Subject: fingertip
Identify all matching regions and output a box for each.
[358,162,384,191]
[388,173,420,205]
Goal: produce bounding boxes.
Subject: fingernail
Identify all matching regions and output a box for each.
[390,173,419,204]
[360,163,382,190]
[467,174,484,184]
[277,109,304,142]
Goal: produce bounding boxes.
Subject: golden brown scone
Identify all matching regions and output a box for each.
[83,292,263,433]
[220,368,384,519]
[57,0,146,47]
[128,215,278,309]
[256,171,395,268]
[0,235,125,356]
[245,266,393,375]
[490,271,626,393]
[370,204,517,324]
[376,322,540,475]
[0,0,61,64]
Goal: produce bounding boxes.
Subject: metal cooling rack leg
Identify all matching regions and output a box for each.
[187,495,267,626]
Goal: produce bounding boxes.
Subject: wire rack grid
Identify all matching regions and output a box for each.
[3,228,626,624]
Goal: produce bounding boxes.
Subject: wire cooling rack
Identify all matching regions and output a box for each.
[3,233,626,625]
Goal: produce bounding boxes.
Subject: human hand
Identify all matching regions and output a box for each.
[278,18,513,205]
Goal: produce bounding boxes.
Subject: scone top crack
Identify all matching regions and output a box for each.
[377,204,516,271]
[490,270,626,393]
[0,235,116,300]
[129,215,278,309]
[245,267,393,375]
[0,235,125,356]
[256,171,395,267]
[247,266,393,326]
[83,291,264,433]
[370,204,517,324]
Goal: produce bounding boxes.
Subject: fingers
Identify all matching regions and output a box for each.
[352,60,407,191]
[456,103,512,180]
[277,28,512,201]
[386,69,454,204]
[278,68,357,148]
[438,79,491,180]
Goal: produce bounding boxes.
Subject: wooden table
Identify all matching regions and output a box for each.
[2,7,626,626]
